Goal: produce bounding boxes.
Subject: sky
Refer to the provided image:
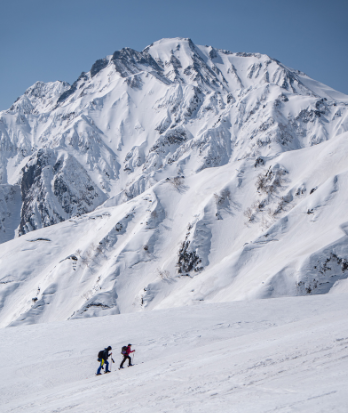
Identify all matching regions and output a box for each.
[0,0,347,110]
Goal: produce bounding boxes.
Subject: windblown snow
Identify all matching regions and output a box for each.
[0,37,348,327]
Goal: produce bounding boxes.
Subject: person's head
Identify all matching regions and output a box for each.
[107,346,112,351]
[128,344,132,347]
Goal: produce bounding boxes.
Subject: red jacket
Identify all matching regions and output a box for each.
[126,346,134,355]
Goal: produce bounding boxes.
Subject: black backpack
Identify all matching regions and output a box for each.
[121,346,127,355]
[98,350,104,360]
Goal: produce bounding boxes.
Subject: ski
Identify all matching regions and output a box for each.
[118,363,143,370]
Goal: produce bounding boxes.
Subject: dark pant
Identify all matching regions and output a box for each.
[97,359,109,374]
[120,355,132,368]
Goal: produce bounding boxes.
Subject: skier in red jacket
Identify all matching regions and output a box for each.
[120,344,135,368]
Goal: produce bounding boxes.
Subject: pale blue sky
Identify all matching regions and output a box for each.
[1,0,347,110]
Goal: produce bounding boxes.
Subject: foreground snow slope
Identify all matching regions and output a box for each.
[0,295,347,412]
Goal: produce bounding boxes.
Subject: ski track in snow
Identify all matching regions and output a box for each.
[0,295,347,412]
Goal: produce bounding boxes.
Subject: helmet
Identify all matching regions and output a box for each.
[107,346,112,350]
[128,343,132,346]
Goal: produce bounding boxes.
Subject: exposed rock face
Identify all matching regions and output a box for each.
[111,48,163,78]
[0,184,21,243]
[19,149,106,235]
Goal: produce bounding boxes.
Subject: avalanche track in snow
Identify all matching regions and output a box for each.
[1,37,348,325]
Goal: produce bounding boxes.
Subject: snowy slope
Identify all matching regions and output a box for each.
[0,38,348,325]
[1,130,348,326]
[1,295,347,412]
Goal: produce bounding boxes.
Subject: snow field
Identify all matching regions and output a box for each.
[0,294,347,412]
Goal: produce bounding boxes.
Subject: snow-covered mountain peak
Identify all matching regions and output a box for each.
[0,38,348,326]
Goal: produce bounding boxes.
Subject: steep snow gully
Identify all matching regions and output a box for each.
[1,37,348,326]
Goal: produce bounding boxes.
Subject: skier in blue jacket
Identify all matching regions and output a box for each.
[96,346,112,375]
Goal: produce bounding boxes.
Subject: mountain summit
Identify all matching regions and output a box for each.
[0,38,347,326]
